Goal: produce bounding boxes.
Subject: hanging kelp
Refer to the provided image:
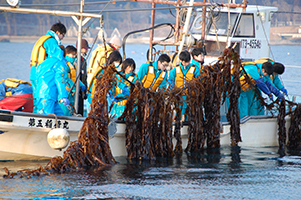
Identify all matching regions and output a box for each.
[287,104,301,150]
[222,48,241,146]
[3,65,117,178]
[277,99,286,150]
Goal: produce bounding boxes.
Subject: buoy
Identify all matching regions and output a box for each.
[47,128,70,150]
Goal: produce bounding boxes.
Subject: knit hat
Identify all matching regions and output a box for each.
[76,39,90,49]
[109,35,122,47]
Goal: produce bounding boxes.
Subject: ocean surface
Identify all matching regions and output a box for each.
[0,42,301,199]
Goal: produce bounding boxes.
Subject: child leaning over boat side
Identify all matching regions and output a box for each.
[86,50,123,113]
[168,50,201,120]
[110,58,138,119]
[137,54,171,91]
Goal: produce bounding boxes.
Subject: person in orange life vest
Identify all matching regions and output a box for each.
[87,50,123,107]
[75,39,90,116]
[30,22,66,113]
[168,50,201,118]
[110,58,138,118]
[0,79,33,112]
[239,61,284,118]
[191,47,205,73]
[59,45,86,116]
[137,54,171,91]
[87,35,122,88]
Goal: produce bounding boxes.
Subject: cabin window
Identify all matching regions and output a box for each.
[234,14,255,37]
[207,12,239,36]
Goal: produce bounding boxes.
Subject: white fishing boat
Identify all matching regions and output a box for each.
[0,0,297,161]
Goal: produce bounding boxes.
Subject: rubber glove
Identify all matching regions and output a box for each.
[122,87,130,96]
[80,85,86,92]
[265,81,284,101]
[280,88,288,95]
[254,78,271,96]
[61,98,70,106]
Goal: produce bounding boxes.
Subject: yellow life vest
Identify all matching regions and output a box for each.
[174,65,196,88]
[30,35,52,67]
[0,78,31,97]
[87,67,104,99]
[141,63,166,91]
[238,59,268,92]
[115,75,136,106]
[87,44,114,85]
[67,62,77,82]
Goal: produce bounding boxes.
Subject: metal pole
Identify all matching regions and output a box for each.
[201,0,206,40]
[149,1,156,61]
[74,0,84,113]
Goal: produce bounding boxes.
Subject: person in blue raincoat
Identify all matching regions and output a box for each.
[87,50,122,108]
[270,62,288,95]
[168,50,201,119]
[30,22,66,113]
[110,58,138,118]
[239,61,284,118]
[59,45,86,116]
[35,56,70,116]
[137,54,170,91]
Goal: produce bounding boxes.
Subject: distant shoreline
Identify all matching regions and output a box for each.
[1,35,300,46]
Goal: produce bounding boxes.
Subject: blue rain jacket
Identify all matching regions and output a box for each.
[110,72,137,118]
[35,57,68,115]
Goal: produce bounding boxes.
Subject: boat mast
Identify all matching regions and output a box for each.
[149,1,156,61]
[74,0,84,114]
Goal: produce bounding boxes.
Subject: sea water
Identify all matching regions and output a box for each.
[0,42,301,199]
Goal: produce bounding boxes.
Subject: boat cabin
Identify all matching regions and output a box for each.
[191,5,278,64]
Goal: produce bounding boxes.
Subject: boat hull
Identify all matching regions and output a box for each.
[0,110,290,160]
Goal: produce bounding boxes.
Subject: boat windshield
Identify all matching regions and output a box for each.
[208,12,239,36]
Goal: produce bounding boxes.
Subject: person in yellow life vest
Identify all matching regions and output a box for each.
[168,50,201,119]
[137,54,171,91]
[239,61,284,118]
[30,22,66,113]
[87,35,122,88]
[87,50,123,112]
[59,45,86,116]
[109,58,138,119]
[0,78,33,112]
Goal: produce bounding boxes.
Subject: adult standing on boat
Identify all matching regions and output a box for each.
[87,50,123,107]
[137,54,171,91]
[168,51,201,119]
[30,22,67,113]
[110,58,138,118]
[87,35,122,88]
[239,61,284,118]
[0,79,33,112]
[191,47,205,73]
[75,39,90,116]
